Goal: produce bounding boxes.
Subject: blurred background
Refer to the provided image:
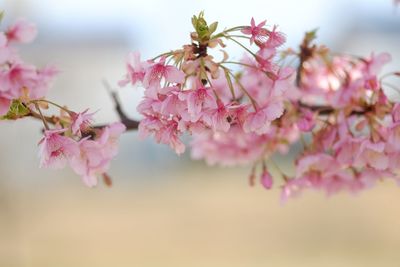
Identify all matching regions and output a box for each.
[1,0,400,266]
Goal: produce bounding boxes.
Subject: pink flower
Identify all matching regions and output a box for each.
[364,52,391,76]
[260,170,273,189]
[265,25,286,48]
[70,109,95,136]
[138,116,164,140]
[0,63,57,102]
[143,57,185,88]
[6,19,37,44]
[355,139,389,170]
[293,153,364,196]
[119,51,147,87]
[0,63,37,97]
[296,153,338,179]
[159,87,187,117]
[243,101,284,135]
[32,65,58,99]
[159,122,185,154]
[0,97,11,116]
[180,86,216,122]
[281,178,310,203]
[38,129,79,169]
[241,18,268,45]
[243,109,270,134]
[386,123,400,152]
[0,32,6,47]
[334,137,361,166]
[362,53,391,90]
[392,103,400,123]
[255,47,275,71]
[70,122,126,187]
[190,125,268,166]
[139,116,185,154]
[297,109,315,132]
[203,100,231,132]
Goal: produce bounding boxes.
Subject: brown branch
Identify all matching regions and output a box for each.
[25,80,140,133]
[101,80,140,131]
[298,102,373,116]
[296,31,317,87]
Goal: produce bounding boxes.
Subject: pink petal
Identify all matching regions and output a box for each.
[164,66,185,84]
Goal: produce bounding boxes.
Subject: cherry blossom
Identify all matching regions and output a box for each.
[4,11,400,199]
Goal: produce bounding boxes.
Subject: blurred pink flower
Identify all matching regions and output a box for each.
[6,19,37,44]
[119,51,147,87]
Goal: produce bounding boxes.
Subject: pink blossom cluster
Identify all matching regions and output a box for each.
[120,18,296,162]
[3,13,400,198]
[121,15,400,200]
[39,117,126,187]
[0,17,126,187]
[281,51,400,201]
[0,19,57,115]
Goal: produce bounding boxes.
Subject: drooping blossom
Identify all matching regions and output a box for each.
[69,122,126,187]
[38,129,79,169]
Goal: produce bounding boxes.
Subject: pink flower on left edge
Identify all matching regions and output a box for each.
[38,129,79,169]
[6,19,37,44]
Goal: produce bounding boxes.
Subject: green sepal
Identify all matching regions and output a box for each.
[0,100,30,120]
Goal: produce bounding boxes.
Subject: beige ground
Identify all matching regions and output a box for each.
[1,163,400,267]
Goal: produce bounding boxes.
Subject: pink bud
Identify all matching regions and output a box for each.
[297,110,315,132]
[260,170,273,189]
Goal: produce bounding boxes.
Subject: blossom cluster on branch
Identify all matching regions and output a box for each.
[2,11,400,201]
[120,12,400,201]
[0,14,125,187]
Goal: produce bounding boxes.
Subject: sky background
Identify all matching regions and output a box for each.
[1,1,400,266]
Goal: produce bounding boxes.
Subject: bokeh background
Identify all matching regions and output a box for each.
[1,0,400,266]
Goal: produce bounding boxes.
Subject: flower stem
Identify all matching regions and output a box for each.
[225,36,257,58]
[34,102,50,130]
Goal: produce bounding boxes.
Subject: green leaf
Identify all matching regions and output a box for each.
[0,100,30,120]
[0,11,4,24]
[191,15,197,30]
[305,28,318,43]
[208,22,218,35]
[192,11,211,42]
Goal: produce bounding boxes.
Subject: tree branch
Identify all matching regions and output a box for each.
[99,80,140,131]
